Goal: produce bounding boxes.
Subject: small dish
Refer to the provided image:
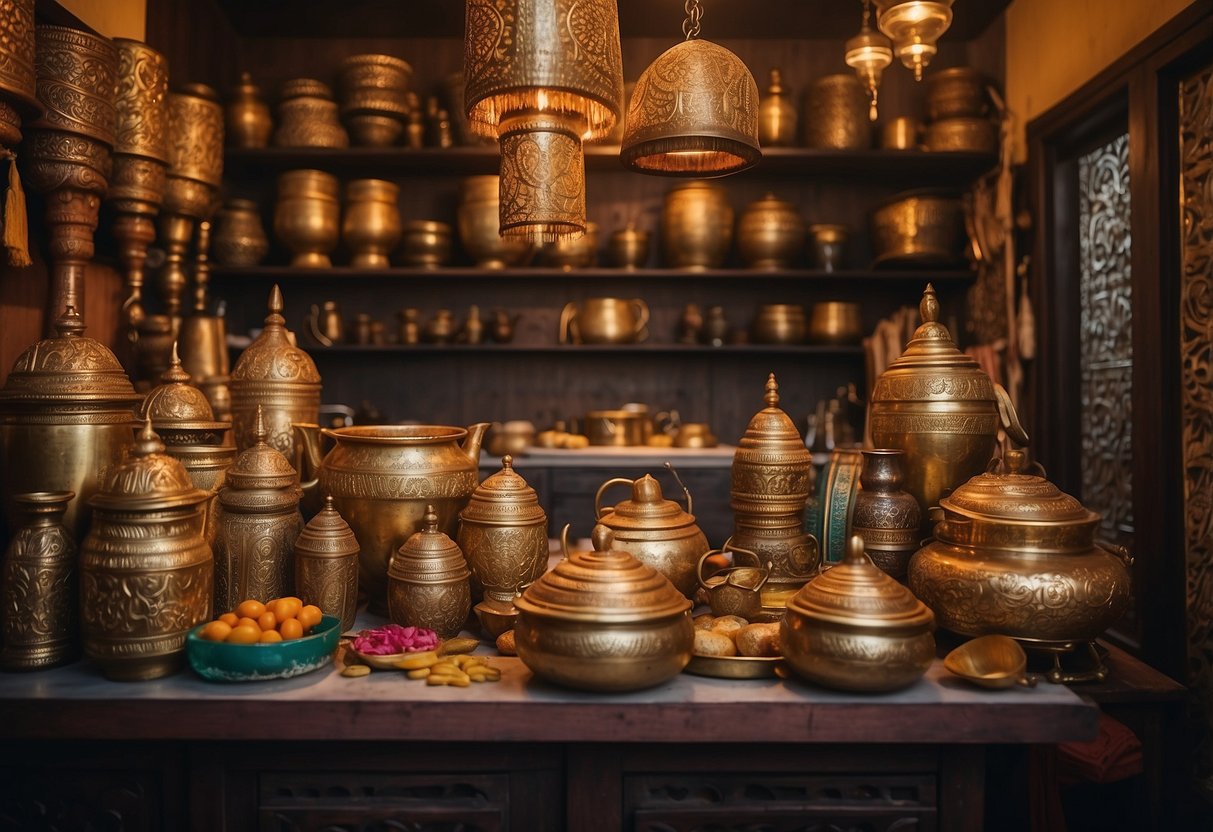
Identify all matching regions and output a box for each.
[186,615,341,682]
[944,634,1038,689]
[684,653,783,680]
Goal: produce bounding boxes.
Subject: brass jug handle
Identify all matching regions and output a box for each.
[631,298,650,343]
[558,301,578,345]
[697,549,722,591]
[1095,540,1134,568]
[697,542,764,591]
[559,523,572,559]
[994,382,1030,446]
[306,304,333,347]
[594,476,636,519]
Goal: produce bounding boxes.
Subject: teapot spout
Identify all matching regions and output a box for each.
[293,422,323,495]
[462,421,491,466]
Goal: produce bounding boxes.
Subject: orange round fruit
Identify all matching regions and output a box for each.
[237,616,260,631]
[259,629,283,643]
[218,612,239,627]
[201,620,232,642]
[278,617,304,641]
[297,605,322,630]
[256,611,278,631]
[227,623,261,644]
[272,597,302,621]
[237,599,266,620]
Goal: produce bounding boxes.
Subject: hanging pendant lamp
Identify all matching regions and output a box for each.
[621,0,760,177]
[464,0,624,241]
[875,0,954,81]
[845,0,893,121]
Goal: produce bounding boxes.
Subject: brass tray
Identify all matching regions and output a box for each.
[684,653,783,679]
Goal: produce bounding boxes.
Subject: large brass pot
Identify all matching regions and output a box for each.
[924,67,988,121]
[661,181,732,270]
[295,421,489,615]
[801,74,869,149]
[871,190,964,267]
[737,194,804,270]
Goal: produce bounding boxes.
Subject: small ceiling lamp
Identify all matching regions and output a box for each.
[875,0,954,81]
[621,0,760,177]
[464,0,624,241]
[845,0,893,121]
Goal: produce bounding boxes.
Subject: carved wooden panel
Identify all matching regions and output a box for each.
[0,768,161,831]
[1077,133,1135,549]
[1179,58,1213,793]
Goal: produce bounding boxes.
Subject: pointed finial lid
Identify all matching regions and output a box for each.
[222,402,300,494]
[230,284,321,384]
[90,417,203,511]
[133,416,165,456]
[160,341,192,386]
[764,372,780,408]
[253,404,268,444]
[389,504,469,583]
[293,493,359,558]
[462,453,545,523]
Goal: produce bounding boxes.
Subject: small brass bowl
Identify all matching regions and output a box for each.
[684,654,782,679]
[944,635,1037,690]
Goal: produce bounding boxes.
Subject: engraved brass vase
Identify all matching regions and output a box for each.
[782,534,935,692]
[80,421,213,681]
[801,73,869,149]
[387,505,472,639]
[1,490,76,670]
[294,495,360,633]
[850,449,921,579]
[213,198,268,267]
[274,168,340,268]
[661,181,733,270]
[274,78,348,148]
[515,525,693,692]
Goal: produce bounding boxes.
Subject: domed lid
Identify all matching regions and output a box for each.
[1,306,141,406]
[230,71,263,98]
[231,285,321,386]
[941,448,1097,527]
[596,474,697,533]
[89,419,207,511]
[786,535,934,632]
[140,343,229,433]
[461,456,546,525]
[388,506,470,583]
[223,405,299,491]
[736,374,811,458]
[516,525,691,624]
[294,495,360,559]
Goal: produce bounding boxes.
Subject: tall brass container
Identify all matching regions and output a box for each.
[0,307,142,542]
[1,490,77,670]
[225,71,272,149]
[79,421,213,681]
[661,181,733,270]
[230,284,322,462]
[343,178,401,268]
[294,495,360,633]
[801,73,869,149]
[387,506,472,639]
[758,68,797,147]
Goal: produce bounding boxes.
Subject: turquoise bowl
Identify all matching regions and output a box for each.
[186,615,341,682]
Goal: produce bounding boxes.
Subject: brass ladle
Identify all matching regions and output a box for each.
[944,635,1038,689]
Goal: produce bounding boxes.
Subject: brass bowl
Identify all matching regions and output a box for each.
[737,194,804,270]
[345,112,404,147]
[807,301,863,345]
[944,635,1036,690]
[607,224,650,269]
[750,303,806,344]
[544,222,599,270]
[401,220,453,268]
[274,169,340,267]
[684,654,782,679]
[343,178,401,268]
[871,190,964,267]
[924,116,997,154]
[456,176,533,268]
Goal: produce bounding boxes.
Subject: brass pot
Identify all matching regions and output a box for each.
[401,220,452,268]
[606,223,650,269]
[583,409,649,446]
[225,71,272,149]
[294,495,360,634]
[661,181,733,270]
[456,175,533,268]
[850,449,921,579]
[880,116,920,150]
[908,449,1133,651]
[343,178,401,268]
[807,301,862,345]
[213,198,268,267]
[515,525,693,692]
[544,222,598,270]
[758,67,797,147]
[338,54,410,148]
[924,116,998,154]
[274,168,340,268]
[925,67,988,121]
[801,73,870,149]
[737,194,804,269]
[871,190,964,267]
[594,474,710,599]
[559,298,649,345]
[294,421,489,615]
[806,223,848,271]
[387,506,471,640]
[274,78,348,148]
[782,534,935,692]
[750,303,806,345]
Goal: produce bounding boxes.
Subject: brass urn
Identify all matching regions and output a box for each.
[0,307,142,542]
[758,68,797,147]
[594,474,709,600]
[457,455,549,636]
[908,449,1133,682]
[737,193,804,270]
[80,420,213,681]
[294,495,360,633]
[515,525,694,692]
[387,506,472,639]
[230,284,322,462]
[213,407,304,612]
[869,284,1028,519]
[661,181,733,270]
[782,534,936,692]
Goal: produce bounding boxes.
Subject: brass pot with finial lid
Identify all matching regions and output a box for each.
[0,305,142,543]
[782,534,936,692]
[387,505,472,639]
[515,524,693,692]
[730,373,817,606]
[213,405,304,612]
[230,284,322,466]
[294,495,360,633]
[79,419,214,681]
[869,284,1029,521]
[457,454,549,637]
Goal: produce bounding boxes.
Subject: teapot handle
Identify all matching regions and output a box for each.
[631,298,650,342]
[558,301,578,345]
[1095,539,1134,568]
[594,476,636,519]
[306,304,333,347]
[994,382,1030,446]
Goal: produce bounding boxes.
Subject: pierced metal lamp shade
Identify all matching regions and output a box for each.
[875,0,954,81]
[621,38,760,177]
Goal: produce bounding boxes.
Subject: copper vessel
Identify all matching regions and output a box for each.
[730,374,816,605]
[661,181,733,270]
[293,421,489,615]
[594,474,709,599]
[737,194,804,269]
[758,68,797,147]
[457,455,549,632]
[558,297,649,345]
[338,54,411,147]
[924,116,998,154]
[782,534,935,692]
[0,307,141,542]
[1,490,76,670]
[871,191,964,266]
[225,71,272,149]
[275,168,340,267]
[850,449,921,579]
[294,495,360,633]
[515,525,693,692]
[925,67,988,121]
[909,449,1132,683]
[807,301,863,345]
[214,407,304,612]
[274,78,348,148]
[387,505,472,639]
[80,421,213,681]
[401,220,452,268]
[230,284,322,461]
[869,285,1028,518]
[343,178,401,268]
[750,304,806,345]
[801,74,869,149]
[456,176,533,268]
[213,198,268,267]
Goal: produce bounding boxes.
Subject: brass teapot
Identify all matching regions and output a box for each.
[696,545,770,620]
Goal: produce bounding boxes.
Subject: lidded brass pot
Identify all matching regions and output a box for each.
[594,473,709,599]
[514,525,694,692]
[730,374,817,606]
[908,449,1133,683]
[294,495,360,633]
[0,306,142,543]
[387,505,472,639]
[457,455,549,637]
[782,534,936,692]
[869,284,1028,520]
[214,407,304,612]
[79,420,213,681]
[230,284,322,463]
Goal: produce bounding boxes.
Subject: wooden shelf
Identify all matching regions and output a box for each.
[211,266,974,283]
[229,342,866,357]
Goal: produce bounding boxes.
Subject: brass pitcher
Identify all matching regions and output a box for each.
[558,297,649,345]
[696,545,769,620]
[387,505,472,639]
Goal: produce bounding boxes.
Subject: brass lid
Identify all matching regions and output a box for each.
[597,474,696,533]
[1,307,141,406]
[294,495,360,559]
[231,285,322,385]
[389,505,471,584]
[222,406,299,491]
[735,373,811,459]
[90,419,208,512]
[280,78,334,101]
[786,535,935,632]
[941,449,1095,526]
[516,525,691,624]
[461,456,546,526]
[140,343,228,433]
[230,71,263,98]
